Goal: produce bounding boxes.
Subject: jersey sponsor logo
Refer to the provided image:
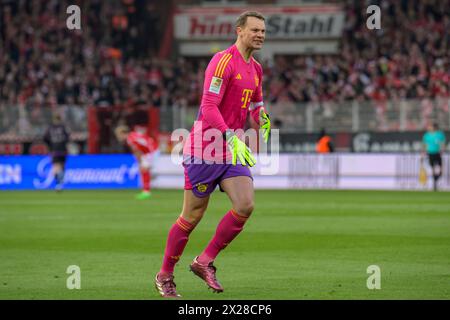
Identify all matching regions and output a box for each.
[241,89,253,109]
[209,76,223,94]
[196,183,208,193]
[235,73,242,80]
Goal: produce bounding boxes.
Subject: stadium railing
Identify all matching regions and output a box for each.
[1,97,449,154]
[167,97,450,133]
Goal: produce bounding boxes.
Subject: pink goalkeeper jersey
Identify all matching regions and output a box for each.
[183,44,264,162]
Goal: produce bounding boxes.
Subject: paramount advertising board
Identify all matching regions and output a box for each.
[1,154,449,191]
[0,155,140,190]
[174,5,345,55]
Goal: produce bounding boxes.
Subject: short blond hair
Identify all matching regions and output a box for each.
[236,11,265,28]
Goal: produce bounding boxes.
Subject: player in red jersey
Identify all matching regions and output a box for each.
[155,11,271,298]
[115,125,159,200]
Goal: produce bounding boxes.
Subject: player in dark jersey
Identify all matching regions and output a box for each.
[43,114,70,191]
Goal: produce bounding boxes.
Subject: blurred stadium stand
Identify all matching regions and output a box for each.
[0,0,448,155]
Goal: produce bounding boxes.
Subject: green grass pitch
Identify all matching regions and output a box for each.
[0,189,449,300]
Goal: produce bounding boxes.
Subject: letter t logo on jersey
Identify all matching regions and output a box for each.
[241,89,253,109]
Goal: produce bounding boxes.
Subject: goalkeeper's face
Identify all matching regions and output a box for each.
[237,17,265,50]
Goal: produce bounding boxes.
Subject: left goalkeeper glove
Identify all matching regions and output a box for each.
[225,130,256,167]
[259,108,271,143]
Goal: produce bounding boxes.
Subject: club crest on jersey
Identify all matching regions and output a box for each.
[196,183,208,193]
[209,76,223,94]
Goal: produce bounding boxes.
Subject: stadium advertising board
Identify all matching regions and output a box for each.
[278,132,450,153]
[174,5,344,56]
[352,131,450,153]
[174,6,344,40]
[0,155,140,190]
[254,154,448,191]
[2,154,448,191]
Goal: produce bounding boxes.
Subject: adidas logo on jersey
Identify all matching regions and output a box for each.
[235,73,242,80]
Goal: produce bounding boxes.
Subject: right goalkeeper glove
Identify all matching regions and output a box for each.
[225,130,256,167]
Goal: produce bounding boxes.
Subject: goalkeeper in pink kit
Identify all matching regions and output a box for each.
[155,11,271,298]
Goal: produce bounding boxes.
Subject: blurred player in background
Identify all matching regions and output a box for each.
[115,125,159,200]
[154,11,271,298]
[422,122,446,191]
[316,128,334,153]
[43,114,70,191]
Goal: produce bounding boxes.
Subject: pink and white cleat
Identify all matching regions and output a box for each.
[189,257,224,293]
[154,273,181,298]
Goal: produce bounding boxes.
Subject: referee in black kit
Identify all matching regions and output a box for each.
[43,113,70,191]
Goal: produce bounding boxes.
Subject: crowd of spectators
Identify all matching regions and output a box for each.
[0,0,163,104]
[262,0,449,130]
[0,0,449,133]
[265,0,449,103]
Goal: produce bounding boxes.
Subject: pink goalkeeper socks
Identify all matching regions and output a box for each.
[198,210,248,265]
[160,210,249,274]
[160,216,195,275]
